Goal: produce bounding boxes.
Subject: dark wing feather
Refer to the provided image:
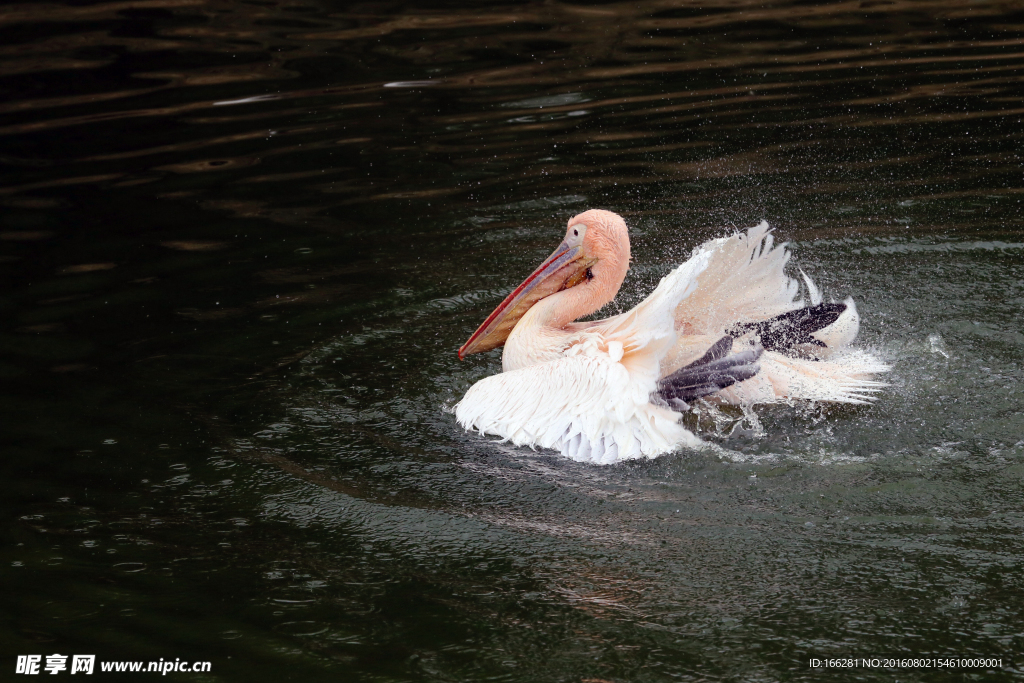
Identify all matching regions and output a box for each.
[658,336,763,404]
[728,302,846,351]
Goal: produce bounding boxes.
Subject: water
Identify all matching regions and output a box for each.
[2,1,1023,680]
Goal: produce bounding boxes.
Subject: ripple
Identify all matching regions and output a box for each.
[274,621,330,637]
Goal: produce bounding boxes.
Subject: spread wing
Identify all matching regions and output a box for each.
[675,221,803,336]
[570,221,798,378]
[579,220,888,403]
[455,353,699,464]
[569,245,713,379]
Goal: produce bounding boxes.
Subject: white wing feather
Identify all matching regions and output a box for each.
[455,355,699,464]
[715,348,889,405]
[674,221,803,337]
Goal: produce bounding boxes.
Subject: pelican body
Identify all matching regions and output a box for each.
[455,210,887,464]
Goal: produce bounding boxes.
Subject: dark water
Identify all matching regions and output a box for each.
[2,1,1023,680]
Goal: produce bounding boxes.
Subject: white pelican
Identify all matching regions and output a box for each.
[455,210,888,464]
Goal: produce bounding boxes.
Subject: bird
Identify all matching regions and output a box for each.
[455,209,888,464]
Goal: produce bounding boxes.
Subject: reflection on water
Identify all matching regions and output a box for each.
[1,1,1023,680]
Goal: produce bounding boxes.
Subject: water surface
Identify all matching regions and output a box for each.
[2,1,1023,680]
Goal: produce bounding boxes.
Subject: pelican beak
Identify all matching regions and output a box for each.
[459,240,594,359]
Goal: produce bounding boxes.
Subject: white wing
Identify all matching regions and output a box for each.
[455,353,700,464]
[675,221,803,336]
[657,222,889,401]
[715,348,889,405]
[579,221,804,377]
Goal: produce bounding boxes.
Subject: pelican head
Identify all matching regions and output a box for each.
[459,209,631,359]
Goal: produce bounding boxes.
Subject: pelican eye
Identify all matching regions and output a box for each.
[573,228,578,236]
[586,267,594,281]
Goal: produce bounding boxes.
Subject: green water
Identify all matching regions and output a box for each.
[2,1,1023,680]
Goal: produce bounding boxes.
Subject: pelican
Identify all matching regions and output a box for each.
[455,210,888,464]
